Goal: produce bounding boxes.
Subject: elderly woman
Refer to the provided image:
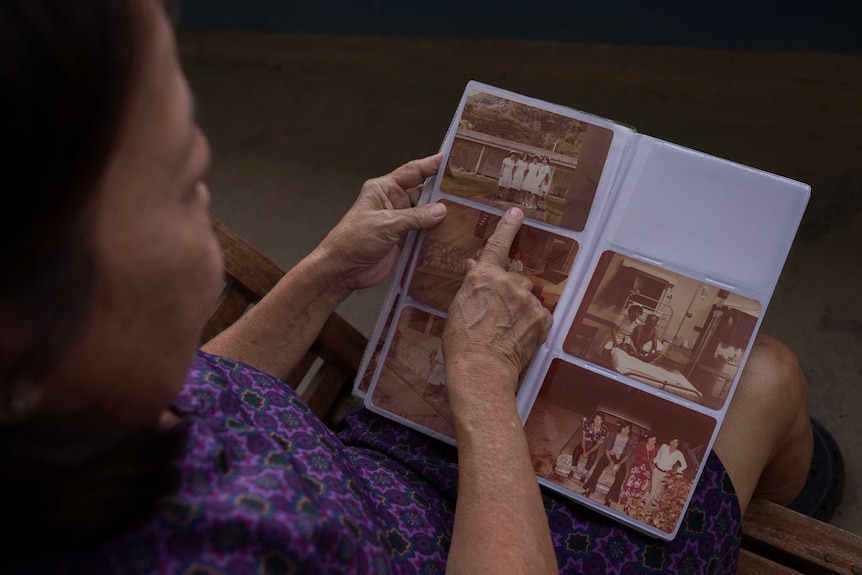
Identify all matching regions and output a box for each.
[0,1,813,573]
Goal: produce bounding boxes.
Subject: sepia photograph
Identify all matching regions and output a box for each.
[525,358,717,534]
[439,90,613,232]
[368,306,454,438]
[407,199,578,314]
[357,294,402,394]
[563,251,762,410]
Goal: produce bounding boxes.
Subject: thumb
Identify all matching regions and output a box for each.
[397,201,447,233]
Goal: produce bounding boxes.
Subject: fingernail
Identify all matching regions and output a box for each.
[428,202,446,217]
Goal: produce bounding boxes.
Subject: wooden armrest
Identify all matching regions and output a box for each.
[203,214,367,428]
[739,498,862,574]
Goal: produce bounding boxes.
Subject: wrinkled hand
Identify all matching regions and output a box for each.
[443,208,553,395]
[319,154,447,291]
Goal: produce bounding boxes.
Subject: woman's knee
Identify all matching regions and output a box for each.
[714,334,812,509]
[740,334,808,415]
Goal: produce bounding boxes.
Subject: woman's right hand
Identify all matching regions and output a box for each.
[443,208,558,575]
[442,207,553,412]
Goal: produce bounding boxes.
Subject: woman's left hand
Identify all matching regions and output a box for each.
[318,153,447,291]
[203,153,446,379]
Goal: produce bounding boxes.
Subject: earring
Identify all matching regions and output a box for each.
[0,378,41,423]
[8,394,28,415]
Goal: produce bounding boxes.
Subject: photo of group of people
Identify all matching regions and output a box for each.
[439,90,613,232]
[563,250,762,410]
[524,359,716,533]
[407,200,578,314]
[495,152,552,210]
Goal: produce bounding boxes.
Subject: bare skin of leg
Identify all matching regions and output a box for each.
[712,334,814,514]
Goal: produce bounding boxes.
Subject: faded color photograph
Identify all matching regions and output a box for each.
[564,251,762,410]
[357,294,402,395]
[525,358,716,534]
[439,90,613,231]
[408,200,578,314]
[369,306,454,438]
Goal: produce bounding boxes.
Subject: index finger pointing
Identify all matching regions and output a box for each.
[480,207,524,269]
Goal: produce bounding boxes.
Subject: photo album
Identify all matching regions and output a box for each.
[352,81,809,539]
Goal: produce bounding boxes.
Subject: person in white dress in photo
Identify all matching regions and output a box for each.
[536,156,552,211]
[497,151,517,200]
[510,152,529,204]
[521,156,542,209]
[644,437,689,509]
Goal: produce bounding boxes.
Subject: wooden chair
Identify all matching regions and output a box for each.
[205,213,862,574]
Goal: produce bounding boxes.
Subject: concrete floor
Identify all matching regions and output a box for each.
[178,32,862,536]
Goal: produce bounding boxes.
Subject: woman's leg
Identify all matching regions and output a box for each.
[712,335,813,514]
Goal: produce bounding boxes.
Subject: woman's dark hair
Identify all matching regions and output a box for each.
[0,0,137,383]
[0,0,186,564]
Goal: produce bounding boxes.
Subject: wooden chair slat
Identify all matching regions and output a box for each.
[285,348,320,390]
[741,498,862,574]
[316,313,367,372]
[736,549,802,575]
[211,214,284,298]
[303,362,353,421]
[201,281,255,343]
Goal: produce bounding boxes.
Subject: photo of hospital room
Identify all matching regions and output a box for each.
[407,200,578,314]
[563,251,762,410]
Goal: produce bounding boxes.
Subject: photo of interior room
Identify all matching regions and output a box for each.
[408,200,578,314]
[564,251,762,410]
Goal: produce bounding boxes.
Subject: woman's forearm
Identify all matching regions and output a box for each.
[446,363,557,575]
[201,246,350,380]
[202,154,446,381]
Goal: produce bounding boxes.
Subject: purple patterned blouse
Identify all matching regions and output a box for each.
[55,351,742,574]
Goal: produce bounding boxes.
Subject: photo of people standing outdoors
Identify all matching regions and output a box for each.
[524,358,716,534]
[439,89,613,231]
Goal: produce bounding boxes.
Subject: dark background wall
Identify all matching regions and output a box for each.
[177,0,861,53]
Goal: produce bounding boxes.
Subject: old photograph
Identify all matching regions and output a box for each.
[439,90,613,231]
[368,306,454,438]
[563,250,762,410]
[407,199,578,314]
[525,358,717,534]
